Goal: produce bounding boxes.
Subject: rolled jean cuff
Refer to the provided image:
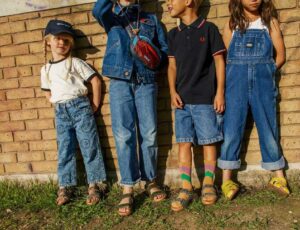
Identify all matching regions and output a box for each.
[217,158,241,170]
[261,156,285,170]
[120,177,141,186]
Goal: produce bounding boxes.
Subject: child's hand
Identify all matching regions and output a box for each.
[171,92,184,109]
[214,93,225,113]
[92,103,99,113]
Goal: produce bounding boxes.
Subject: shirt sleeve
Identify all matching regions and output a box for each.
[209,23,226,56]
[40,66,51,91]
[167,30,175,57]
[74,58,97,82]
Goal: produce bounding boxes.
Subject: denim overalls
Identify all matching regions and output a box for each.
[55,97,107,186]
[218,29,285,170]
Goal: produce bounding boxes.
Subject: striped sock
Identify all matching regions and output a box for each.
[179,162,192,190]
[203,160,216,185]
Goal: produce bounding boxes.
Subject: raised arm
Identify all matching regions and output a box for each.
[92,0,115,33]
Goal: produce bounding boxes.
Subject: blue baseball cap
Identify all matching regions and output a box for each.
[45,19,75,37]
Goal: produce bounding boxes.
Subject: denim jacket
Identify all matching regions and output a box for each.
[92,0,168,83]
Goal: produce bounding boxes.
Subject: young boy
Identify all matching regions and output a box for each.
[167,0,226,210]
[93,0,168,216]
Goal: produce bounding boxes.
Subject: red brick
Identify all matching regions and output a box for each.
[4,162,32,173]
[0,35,12,46]
[38,108,55,119]
[29,140,57,151]
[2,142,28,152]
[44,151,57,160]
[19,76,40,88]
[26,119,54,130]
[31,161,57,173]
[0,100,21,112]
[13,30,42,44]
[1,44,29,57]
[0,112,9,122]
[0,121,24,132]
[22,98,51,109]
[0,21,25,35]
[6,88,35,100]
[3,66,32,79]
[9,12,39,22]
[14,130,41,141]
[0,132,13,142]
[0,57,15,68]
[42,129,56,140]
[16,54,44,66]
[17,151,44,162]
[0,153,17,163]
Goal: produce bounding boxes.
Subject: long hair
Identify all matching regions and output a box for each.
[229,0,277,32]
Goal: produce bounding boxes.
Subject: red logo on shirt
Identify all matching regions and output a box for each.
[200,36,206,43]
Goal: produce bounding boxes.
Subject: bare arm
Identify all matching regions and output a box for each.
[213,54,225,113]
[222,21,232,49]
[168,57,183,109]
[89,76,102,113]
[44,91,51,102]
[270,18,285,69]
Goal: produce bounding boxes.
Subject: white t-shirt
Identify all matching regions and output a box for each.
[41,57,96,104]
[233,18,269,36]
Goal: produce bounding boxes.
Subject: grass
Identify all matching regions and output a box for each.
[0,180,299,230]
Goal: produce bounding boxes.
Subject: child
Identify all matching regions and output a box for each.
[41,19,107,206]
[218,0,290,200]
[167,0,226,210]
[93,0,168,216]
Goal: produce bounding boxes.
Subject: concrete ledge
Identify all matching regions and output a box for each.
[1,163,299,188]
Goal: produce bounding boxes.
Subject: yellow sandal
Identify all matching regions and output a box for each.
[268,177,290,196]
[221,180,239,200]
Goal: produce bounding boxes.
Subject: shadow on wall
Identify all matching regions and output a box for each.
[67,29,118,185]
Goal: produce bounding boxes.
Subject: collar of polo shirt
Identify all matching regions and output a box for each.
[178,16,206,31]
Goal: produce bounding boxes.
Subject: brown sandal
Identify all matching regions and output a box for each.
[86,185,101,205]
[201,184,218,205]
[145,182,167,202]
[118,193,134,217]
[56,188,72,206]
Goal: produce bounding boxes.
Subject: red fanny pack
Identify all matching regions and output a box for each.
[130,35,162,70]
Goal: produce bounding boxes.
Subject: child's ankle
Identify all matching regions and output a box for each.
[203,176,214,185]
[182,181,193,191]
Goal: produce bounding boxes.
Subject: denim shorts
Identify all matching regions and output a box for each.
[175,104,223,145]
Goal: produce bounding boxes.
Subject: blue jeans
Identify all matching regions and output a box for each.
[55,97,106,187]
[175,105,223,145]
[109,78,158,186]
[218,29,285,171]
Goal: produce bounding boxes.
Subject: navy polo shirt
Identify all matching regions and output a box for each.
[168,17,226,104]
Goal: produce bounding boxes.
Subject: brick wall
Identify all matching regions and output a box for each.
[0,0,299,184]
